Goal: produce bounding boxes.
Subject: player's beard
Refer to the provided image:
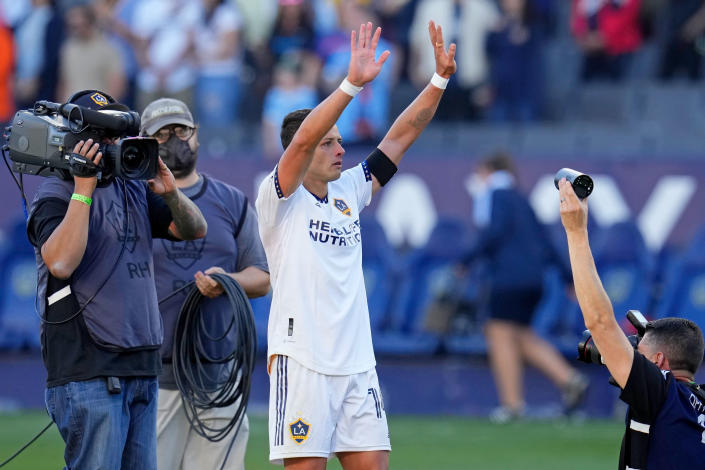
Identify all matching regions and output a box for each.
[159,135,198,179]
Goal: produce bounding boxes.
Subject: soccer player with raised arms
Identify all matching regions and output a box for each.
[256,21,457,469]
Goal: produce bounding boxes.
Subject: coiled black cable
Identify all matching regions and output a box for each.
[171,273,257,468]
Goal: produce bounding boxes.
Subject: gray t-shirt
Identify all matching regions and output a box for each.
[31,177,166,350]
[27,177,174,386]
[153,174,268,389]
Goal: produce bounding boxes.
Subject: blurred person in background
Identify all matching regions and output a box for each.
[193,0,244,126]
[0,14,13,124]
[261,52,319,159]
[12,0,54,110]
[374,0,417,80]
[268,0,316,61]
[571,0,643,82]
[130,0,198,113]
[659,0,705,81]
[486,0,550,122]
[94,0,142,109]
[311,0,339,37]
[0,0,30,27]
[37,0,63,102]
[409,0,500,121]
[141,97,270,470]
[460,153,588,423]
[318,0,398,144]
[58,3,126,102]
[267,0,320,108]
[233,0,278,122]
[235,0,278,48]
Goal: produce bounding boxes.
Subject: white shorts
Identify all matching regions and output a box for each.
[268,355,391,464]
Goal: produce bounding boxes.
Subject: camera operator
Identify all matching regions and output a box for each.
[26,90,207,470]
[558,178,705,469]
[140,98,270,470]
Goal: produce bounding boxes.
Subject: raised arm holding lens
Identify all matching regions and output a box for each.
[557,171,705,470]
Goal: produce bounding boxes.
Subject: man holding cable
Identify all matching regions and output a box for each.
[256,21,456,469]
[558,177,705,469]
[141,97,270,470]
[26,90,207,470]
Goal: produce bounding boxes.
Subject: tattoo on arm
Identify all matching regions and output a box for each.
[163,191,207,239]
[408,108,433,129]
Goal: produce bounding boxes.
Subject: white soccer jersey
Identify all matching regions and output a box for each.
[256,162,375,375]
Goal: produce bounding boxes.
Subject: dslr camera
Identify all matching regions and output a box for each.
[5,97,158,181]
[578,309,648,365]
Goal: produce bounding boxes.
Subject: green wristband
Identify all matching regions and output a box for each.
[71,193,92,206]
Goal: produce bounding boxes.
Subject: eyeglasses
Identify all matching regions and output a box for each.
[152,125,195,144]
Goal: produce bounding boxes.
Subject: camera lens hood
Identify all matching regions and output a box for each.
[554,168,594,199]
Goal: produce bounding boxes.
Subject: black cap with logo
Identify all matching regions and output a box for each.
[67,89,130,112]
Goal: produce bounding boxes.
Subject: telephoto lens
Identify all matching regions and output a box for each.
[554,168,594,199]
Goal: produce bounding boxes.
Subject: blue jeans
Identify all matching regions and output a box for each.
[46,377,158,470]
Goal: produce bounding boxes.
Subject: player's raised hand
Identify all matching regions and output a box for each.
[429,20,457,78]
[347,22,391,87]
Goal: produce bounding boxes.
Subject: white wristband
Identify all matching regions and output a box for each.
[339,78,363,97]
[430,72,449,90]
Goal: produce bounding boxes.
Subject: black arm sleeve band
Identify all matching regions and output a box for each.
[365,148,397,186]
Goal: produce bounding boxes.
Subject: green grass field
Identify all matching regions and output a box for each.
[0,411,624,469]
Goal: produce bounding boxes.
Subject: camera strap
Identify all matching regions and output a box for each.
[623,373,677,470]
[624,409,650,470]
[68,152,99,178]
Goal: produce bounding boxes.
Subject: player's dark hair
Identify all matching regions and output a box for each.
[280,108,312,150]
[644,318,705,374]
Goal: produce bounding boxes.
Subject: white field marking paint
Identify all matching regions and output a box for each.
[252,171,696,252]
[528,175,631,226]
[637,176,697,251]
[527,174,696,251]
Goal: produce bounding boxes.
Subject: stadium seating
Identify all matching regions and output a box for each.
[0,218,40,350]
[373,217,469,356]
[654,223,705,332]
[249,292,271,355]
[517,222,580,355]
[441,260,490,356]
[360,216,399,333]
[592,221,654,315]
[530,267,580,355]
[535,221,653,352]
[565,84,638,124]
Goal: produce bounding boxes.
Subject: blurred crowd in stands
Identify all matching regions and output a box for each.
[1,0,705,154]
[2,0,705,253]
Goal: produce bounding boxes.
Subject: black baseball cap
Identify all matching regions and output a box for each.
[67,89,130,112]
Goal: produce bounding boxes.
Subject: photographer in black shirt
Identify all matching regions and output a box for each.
[558,178,705,469]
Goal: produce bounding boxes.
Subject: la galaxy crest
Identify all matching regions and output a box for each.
[161,238,206,270]
[106,202,139,252]
[333,198,351,217]
[289,418,310,444]
[90,92,109,107]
